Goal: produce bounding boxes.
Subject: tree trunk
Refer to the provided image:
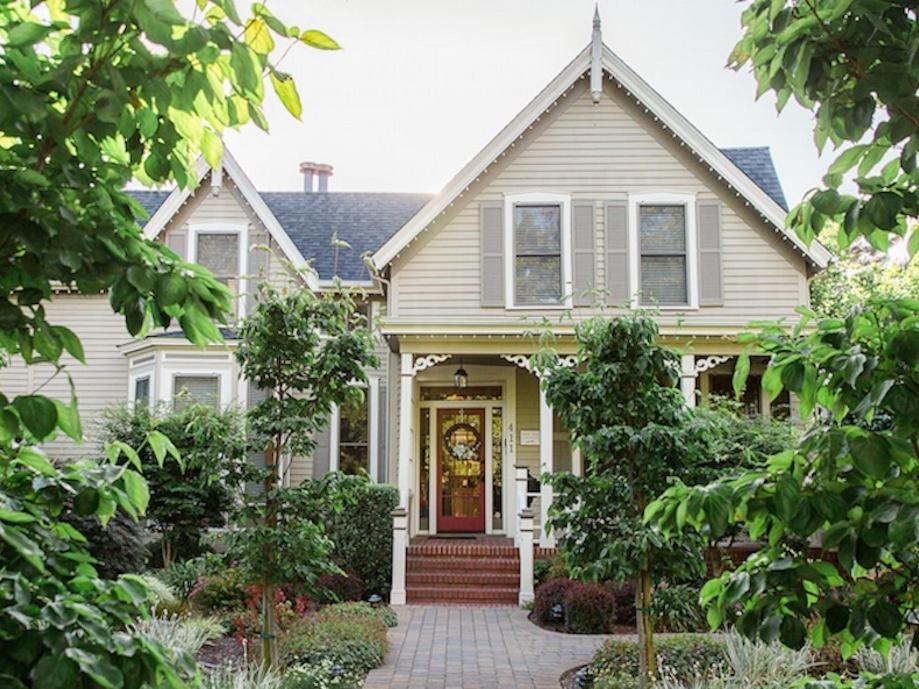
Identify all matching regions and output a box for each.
[261,440,279,669]
[636,566,657,689]
[161,536,172,569]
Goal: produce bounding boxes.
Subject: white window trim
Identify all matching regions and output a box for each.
[329,379,380,479]
[188,221,249,318]
[128,372,153,407]
[503,192,573,310]
[169,370,232,409]
[628,192,699,310]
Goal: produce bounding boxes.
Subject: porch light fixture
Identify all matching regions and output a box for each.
[454,360,468,388]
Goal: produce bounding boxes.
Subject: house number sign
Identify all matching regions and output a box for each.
[519,430,540,446]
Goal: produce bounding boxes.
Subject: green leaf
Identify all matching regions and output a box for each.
[244,17,275,54]
[732,351,751,399]
[16,447,55,476]
[31,653,77,689]
[147,430,181,467]
[810,189,840,215]
[200,128,223,169]
[825,604,849,634]
[63,649,124,689]
[827,144,868,177]
[53,399,82,441]
[762,365,784,403]
[155,273,188,307]
[13,395,58,439]
[867,600,901,638]
[7,22,52,48]
[121,469,150,515]
[849,434,891,479]
[0,523,46,573]
[270,71,302,119]
[300,29,340,50]
[51,326,85,363]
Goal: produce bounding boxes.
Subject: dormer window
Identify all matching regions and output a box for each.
[504,193,572,309]
[188,223,247,318]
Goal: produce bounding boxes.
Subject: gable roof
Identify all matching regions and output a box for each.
[371,44,831,271]
[721,147,788,210]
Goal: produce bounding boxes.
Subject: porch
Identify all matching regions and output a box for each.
[388,346,792,605]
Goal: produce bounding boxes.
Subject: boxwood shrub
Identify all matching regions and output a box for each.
[323,477,398,598]
[591,634,727,689]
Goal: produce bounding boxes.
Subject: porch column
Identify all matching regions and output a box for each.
[680,354,697,408]
[518,508,535,606]
[390,508,408,605]
[538,384,555,548]
[514,465,528,547]
[397,353,414,508]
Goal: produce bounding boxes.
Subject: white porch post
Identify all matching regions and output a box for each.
[368,376,380,482]
[514,464,528,547]
[390,508,408,605]
[680,354,698,408]
[538,384,555,548]
[518,508,535,606]
[397,353,414,508]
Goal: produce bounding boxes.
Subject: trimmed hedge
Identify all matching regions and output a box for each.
[564,582,616,634]
[323,477,398,598]
[533,578,572,626]
[591,634,727,689]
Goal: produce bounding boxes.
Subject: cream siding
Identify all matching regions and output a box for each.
[0,294,131,458]
[390,79,809,326]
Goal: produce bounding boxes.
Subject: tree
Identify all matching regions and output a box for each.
[102,402,254,566]
[729,0,917,255]
[227,282,379,669]
[649,299,918,659]
[535,315,710,689]
[0,1,338,684]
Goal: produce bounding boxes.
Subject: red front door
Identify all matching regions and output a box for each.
[437,407,486,532]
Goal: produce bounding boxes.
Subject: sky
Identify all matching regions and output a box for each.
[222,0,830,205]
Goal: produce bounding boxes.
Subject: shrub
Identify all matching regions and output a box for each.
[604,580,636,626]
[563,581,616,634]
[720,630,811,688]
[189,567,249,613]
[856,635,917,675]
[533,578,573,626]
[129,610,225,657]
[591,635,727,688]
[321,477,398,597]
[651,583,707,633]
[102,403,254,566]
[202,664,282,689]
[314,571,363,605]
[279,608,388,673]
[320,601,398,629]
[535,555,569,587]
[61,508,149,578]
[281,660,364,689]
[159,553,227,600]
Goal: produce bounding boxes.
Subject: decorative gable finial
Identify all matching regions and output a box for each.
[590,4,603,104]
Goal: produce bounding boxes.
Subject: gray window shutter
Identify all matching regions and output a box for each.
[312,419,332,478]
[604,202,629,305]
[571,201,596,306]
[697,201,723,305]
[165,231,187,260]
[480,201,505,307]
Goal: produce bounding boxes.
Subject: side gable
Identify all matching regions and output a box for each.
[140,149,320,291]
[372,45,831,271]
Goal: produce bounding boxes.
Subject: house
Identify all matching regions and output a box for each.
[1,14,830,605]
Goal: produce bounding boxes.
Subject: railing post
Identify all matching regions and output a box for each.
[680,354,698,408]
[518,508,535,606]
[390,507,408,605]
[515,464,528,546]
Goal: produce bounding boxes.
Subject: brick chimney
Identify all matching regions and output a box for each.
[298,161,334,192]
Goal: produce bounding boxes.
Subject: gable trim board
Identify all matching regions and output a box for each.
[371,44,831,272]
[141,149,321,291]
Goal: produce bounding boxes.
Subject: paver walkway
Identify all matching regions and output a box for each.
[363,606,610,689]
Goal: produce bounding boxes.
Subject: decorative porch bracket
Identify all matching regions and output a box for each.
[680,354,731,407]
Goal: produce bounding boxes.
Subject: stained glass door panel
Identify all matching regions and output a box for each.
[437,408,486,532]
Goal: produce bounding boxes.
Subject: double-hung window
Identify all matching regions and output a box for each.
[190,224,244,318]
[631,194,697,308]
[173,375,220,411]
[338,395,370,475]
[506,193,571,308]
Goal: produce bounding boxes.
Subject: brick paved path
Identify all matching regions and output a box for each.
[363,606,611,689]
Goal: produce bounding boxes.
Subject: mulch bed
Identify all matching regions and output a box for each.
[528,609,635,635]
[196,637,246,669]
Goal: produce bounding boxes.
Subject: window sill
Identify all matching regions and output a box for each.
[505,303,572,311]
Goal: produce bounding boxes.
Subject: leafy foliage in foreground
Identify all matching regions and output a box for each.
[730,0,918,256]
[649,299,919,655]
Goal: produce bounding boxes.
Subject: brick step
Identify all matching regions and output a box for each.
[406,571,519,587]
[407,556,519,572]
[406,586,519,604]
[407,544,518,558]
